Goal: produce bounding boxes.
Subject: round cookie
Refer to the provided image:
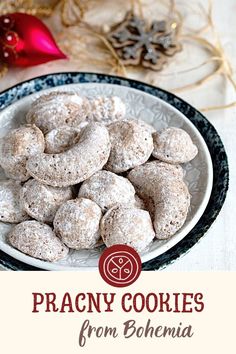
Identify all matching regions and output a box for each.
[89,96,126,125]
[20,179,73,223]
[106,119,153,173]
[45,126,81,154]
[78,170,136,212]
[0,180,30,223]
[152,127,198,164]
[26,122,111,187]
[26,91,90,134]
[8,220,68,262]
[101,205,155,252]
[54,198,102,250]
[0,125,45,182]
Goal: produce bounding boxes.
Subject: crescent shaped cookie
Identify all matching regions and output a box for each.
[128,161,184,197]
[153,179,190,239]
[128,161,190,239]
[26,123,111,187]
[8,220,69,262]
[45,126,81,154]
[26,91,90,134]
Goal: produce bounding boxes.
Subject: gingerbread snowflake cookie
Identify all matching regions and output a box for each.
[107,11,181,71]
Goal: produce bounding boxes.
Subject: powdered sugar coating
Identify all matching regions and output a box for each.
[128,161,184,197]
[153,179,190,239]
[0,180,30,223]
[89,96,126,124]
[20,179,73,223]
[45,126,81,153]
[26,91,90,134]
[0,125,45,181]
[134,195,146,210]
[8,220,68,262]
[101,205,155,252]
[78,170,136,212]
[135,119,156,134]
[54,198,102,250]
[152,127,198,164]
[26,122,111,187]
[128,161,190,239]
[106,119,154,173]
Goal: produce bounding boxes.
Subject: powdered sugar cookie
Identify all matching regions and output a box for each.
[0,180,30,223]
[106,119,153,173]
[101,205,155,252]
[152,127,198,164]
[45,126,81,153]
[54,198,102,250]
[153,179,190,239]
[8,220,68,262]
[78,170,136,212]
[20,179,73,223]
[89,96,126,125]
[27,122,111,187]
[135,119,156,134]
[0,125,45,182]
[128,161,190,239]
[134,195,146,210]
[26,91,90,134]
[128,161,184,197]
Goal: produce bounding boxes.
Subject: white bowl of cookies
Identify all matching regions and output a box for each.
[0,83,213,270]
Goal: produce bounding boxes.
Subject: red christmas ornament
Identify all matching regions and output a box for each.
[0,13,67,67]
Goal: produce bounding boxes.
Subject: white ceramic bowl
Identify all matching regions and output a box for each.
[0,83,213,270]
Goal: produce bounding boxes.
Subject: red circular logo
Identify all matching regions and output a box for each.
[99,245,142,287]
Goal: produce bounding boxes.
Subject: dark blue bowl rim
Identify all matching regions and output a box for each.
[0,72,229,271]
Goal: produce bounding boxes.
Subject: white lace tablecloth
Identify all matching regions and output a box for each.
[0,0,235,270]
